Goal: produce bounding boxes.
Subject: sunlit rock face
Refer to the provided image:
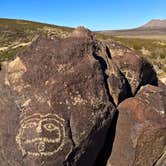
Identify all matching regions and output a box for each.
[103,39,158,95]
[0,27,115,166]
[107,84,166,166]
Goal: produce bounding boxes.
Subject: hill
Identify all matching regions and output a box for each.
[100,19,166,39]
[0,27,165,166]
[140,19,166,29]
[0,18,73,62]
[0,19,165,166]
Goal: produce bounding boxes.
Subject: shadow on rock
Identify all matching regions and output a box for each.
[94,110,119,166]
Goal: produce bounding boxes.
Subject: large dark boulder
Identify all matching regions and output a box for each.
[0,29,115,165]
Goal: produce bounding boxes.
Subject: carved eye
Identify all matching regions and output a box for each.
[43,123,57,132]
[23,122,37,128]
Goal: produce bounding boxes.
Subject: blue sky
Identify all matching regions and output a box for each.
[0,0,166,30]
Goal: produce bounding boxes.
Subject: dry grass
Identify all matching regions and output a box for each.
[0,18,73,62]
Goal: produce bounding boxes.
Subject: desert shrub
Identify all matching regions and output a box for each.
[0,46,26,62]
[133,44,142,50]
[160,53,165,59]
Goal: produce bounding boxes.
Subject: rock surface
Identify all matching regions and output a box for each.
[105,39,158,95]
[0,27,165,166]
[97,42,131,106]
[0,29,115,166]
[107,84,166,166]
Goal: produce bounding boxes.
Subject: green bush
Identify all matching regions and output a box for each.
[160,53,165,59]
[0,46,26,62]
[133,44,142,50]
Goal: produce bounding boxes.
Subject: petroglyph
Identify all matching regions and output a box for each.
[16,113,65,157]
[121,69,137,85]
[56,63,74,73]
[72,94,87,105]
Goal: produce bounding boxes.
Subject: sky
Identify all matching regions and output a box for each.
[0,0,166,30]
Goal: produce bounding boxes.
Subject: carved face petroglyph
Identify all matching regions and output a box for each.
[16,113,65,157]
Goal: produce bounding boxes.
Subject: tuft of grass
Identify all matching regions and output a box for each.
[0,46,26,62]
[95,33,113,40]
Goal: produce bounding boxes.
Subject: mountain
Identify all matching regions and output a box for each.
[100,19,166,37]
[140,19,166,29]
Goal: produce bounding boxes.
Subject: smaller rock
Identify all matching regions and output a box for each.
[107,84,166,166]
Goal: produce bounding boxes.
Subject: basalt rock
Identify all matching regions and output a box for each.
[107,84,166,166]
[96,42,131,105]
[0,28,115,166]
[104,39,158,95]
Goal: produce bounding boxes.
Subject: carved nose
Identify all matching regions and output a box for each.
[38,141,45,152]
[36,123,42,133]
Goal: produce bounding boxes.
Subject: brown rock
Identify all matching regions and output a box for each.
[97,42,131,105]
[107,84,166,166]
[0,32,115,165]
[104,39,158,95]
[137,84,166,116]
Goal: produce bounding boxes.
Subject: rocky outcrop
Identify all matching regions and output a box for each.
[0,27,164,166]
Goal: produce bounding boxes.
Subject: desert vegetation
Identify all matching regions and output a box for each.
[111,37,166,77]
[0,18,73,62]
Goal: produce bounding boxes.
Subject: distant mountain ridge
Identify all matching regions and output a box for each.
[139,19,166,29]
[100,19,166,37]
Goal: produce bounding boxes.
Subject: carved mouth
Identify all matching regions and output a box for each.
[24,137,61,144]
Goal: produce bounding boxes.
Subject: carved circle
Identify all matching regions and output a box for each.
[16,113,65,157]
